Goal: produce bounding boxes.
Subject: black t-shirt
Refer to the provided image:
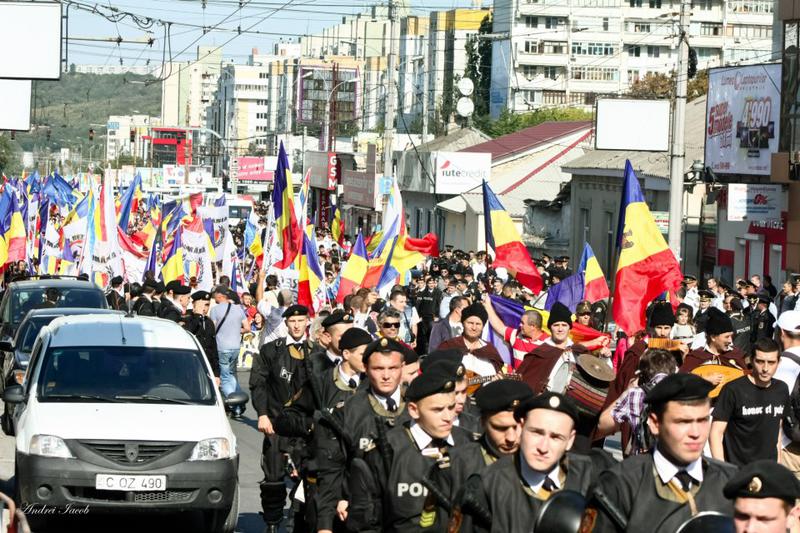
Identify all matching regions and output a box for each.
[713,375,790,466]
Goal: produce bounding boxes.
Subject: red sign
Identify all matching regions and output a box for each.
[234,157,274,184]
[327,152,339,191]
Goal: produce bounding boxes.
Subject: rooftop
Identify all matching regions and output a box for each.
[461,121,592,164]
[47,315,199,350]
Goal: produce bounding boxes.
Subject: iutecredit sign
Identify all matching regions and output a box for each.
[434,151,491,195]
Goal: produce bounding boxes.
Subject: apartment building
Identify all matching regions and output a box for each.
[490,0,775,117]
[161,46,222,128]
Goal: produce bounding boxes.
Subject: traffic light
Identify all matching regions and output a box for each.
[688,47,698,79]
[129,129,135,142]
[89,128,95,141]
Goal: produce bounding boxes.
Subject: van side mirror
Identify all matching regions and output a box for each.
[224,391,249,409]
[0,340,13,353]
[3,384,24,404]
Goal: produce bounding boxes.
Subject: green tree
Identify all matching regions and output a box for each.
[627,70,709,102]
[464,13,493,118]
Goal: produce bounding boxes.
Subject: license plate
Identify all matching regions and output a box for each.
[95,474,166,491]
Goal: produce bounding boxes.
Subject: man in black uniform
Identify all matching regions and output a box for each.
[726,296,752,357]
[460,391,595,532]
[723,459,800,532]
[694,290,714,333]
[157,280,189,324]
[314,337,407,533]
[106,275,125,310]
[588,373,737,532]
[751,294,775,344]
[314,310,353,376]
[420,350,480,434]
[182,290,220,385]
[274,327,373,531]
[249,304,319,532]
[132,279,158,316]
[447,379,533,531]
[346,362,473,532]
[415,276,442,355]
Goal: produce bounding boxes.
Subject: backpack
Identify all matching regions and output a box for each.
[781,352,800,444]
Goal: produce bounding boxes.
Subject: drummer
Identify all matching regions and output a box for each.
[436,302,505,377]
[587,373,737,533]
[723,460,800,533]
[680,307,748,379]
[516,302,576,395]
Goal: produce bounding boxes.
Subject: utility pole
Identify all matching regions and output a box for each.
[668,0,689,261]
[382,0,399,187]
[421,55,429,140]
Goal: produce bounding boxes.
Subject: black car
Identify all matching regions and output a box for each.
[0,308,123,435]
[0,277,109,340]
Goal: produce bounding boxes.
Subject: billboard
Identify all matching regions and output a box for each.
[705,64,781,176]
[595,98,670,151]
[231,157,275,185]
[0,2,62,80]
[727,183,782,222]
[0,79,31,130]
[435,152,491,195]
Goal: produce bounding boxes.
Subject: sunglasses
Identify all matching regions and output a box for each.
[382,322,401,329]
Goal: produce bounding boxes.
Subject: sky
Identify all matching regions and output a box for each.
[66,0,485,67]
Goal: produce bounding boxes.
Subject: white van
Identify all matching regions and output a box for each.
[4,314,247,533]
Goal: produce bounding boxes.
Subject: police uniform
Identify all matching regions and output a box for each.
[723,459,800,517]
[182,291,220,377]
[106,276,125,310]
[588,374,737,533]
[729,308,752,356]
[249,304,319,530]
[157,280,188,323]
[420,349,482,435]
[415,285,442,354]
[751,295,776,343]
[310,311,353,376]
[346,363,473,532]
[314,338,408,532]
[693,290,714,334]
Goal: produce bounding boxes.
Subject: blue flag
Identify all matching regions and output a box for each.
[544,271,586,313]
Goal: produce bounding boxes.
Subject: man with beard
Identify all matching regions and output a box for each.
[587,373,737,532]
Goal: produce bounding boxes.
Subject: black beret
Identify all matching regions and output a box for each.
[362,337,407,365]
[461,302,488,324]
[648,302,676,328]
[706,307,733,336]
[723,459,800,503]
[165,280,190,295]
[191,290,211,302]
[423,359,466,382]
[155,281,166,293]
[420,349,463,372]
[474,380,533,414]
[339,328,374,351]
[645,373,714,405]
[322,310,354,329]
[547,302,572,329]
[111,275,124,286]
[405,363,458,402]
[513,392,579,425]
[143,279,159,290]
[282,304,309,318]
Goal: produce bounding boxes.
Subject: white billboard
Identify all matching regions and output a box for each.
[595,98,670,151]
[435,151,491,195]
[0,2,62,80]
[727,183,783,221]
[705,64,781,176]
[0,79,31,130]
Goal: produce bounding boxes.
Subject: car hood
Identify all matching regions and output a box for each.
[26,402,233,442]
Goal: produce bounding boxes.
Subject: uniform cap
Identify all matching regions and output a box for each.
[405,363,458,402]
[191,291,211,302]
[644,373,714,405]
[513,392,579,425]
[723,459,800,503]
[338,328,374,352]
[420,349,463,372]
[111,275,124,286]
[474,380,533,414]
[698,290,715,301]
[362,337,407,365]
[423,359,466,382]
[321,310,354,329]
[282,304,309,318]
[575,301,592,315]
[165,280,190,295]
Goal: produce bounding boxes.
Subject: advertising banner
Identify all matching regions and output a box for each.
[705,64,781,176]
[232,156,276,185]
[727,183,782,221]
[435,151,491,194]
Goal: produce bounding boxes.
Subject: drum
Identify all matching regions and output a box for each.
[565,355,615,418]
[548,359,573,394]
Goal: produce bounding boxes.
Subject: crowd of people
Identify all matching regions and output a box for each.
[20,238,800,532]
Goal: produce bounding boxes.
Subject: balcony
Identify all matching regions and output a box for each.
[517,52,570,67]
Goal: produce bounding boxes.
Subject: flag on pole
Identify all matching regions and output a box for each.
[578,243,610,302]
[331,203,344,246]
[161,226,185,284]
[117,173,142,231]
[336,232,368,303]
[296,168,311,229]
[298,231,326,315]
[544,271,586,312]
[612,160,683,335]
[482,180,542,294]
[271,142,302,269]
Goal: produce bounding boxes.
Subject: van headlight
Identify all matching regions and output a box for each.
[30,435,74,459]
[189,438,232,461]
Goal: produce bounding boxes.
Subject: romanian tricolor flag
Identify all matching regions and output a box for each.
[0,188,27,265]
[612,161,683,335]
[331,203,344,246]
[336,232,368,303]
[271,142,302,269]
[161,226,185,284]
[482,181,542,294]
[298,231,325,315]
[578,243,610,303]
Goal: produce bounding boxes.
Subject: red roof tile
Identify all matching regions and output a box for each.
[460,121,593,162]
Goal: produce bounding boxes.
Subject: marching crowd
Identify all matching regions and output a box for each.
[25,241,800,532]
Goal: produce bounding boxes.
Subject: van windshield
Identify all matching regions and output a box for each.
[12,288,106,324]
[37,346,216,405]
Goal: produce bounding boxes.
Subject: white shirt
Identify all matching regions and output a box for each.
[774,346,800,448]
[372,387,402,411]
[338,363,360,387]
[326,350,342,365]
[285,334,307,346]
[462,350,496,377]
[653,446,704,488]
[472,262,487,278]
[520,454,562,493]
[410,422,455,450]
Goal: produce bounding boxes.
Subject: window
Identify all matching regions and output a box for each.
[731,24,772,39]
[524,15,538,28]
[647,45,661,57]
[692,0,713,9]
[543,66,559,79]
[545,17,565,29]
[542,41,566,54]
[524,40,539,53]
[573,42,616,56]
[581,209,591,245]
[728,0,773,13]
[572,66,619,81]
[628,45,641,57]
[627,69,641,83]
[522,65,538,79]
[603,18,609,31]
[649,0,661,7]
[700,22,722,36]
[630,0,642,6]
[632,23,651,32]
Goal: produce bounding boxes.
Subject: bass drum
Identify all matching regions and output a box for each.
[547,359,573,394]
